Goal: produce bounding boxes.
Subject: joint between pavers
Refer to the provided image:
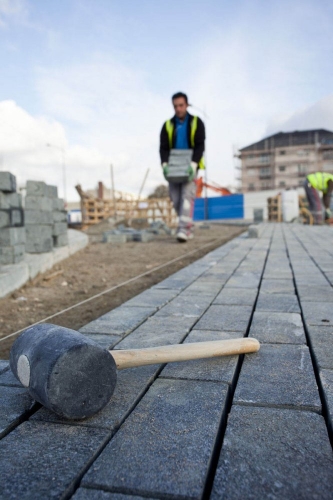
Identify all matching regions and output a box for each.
[0,401,41,440]
[232,401,322,415]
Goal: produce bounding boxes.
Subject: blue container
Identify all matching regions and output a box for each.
[193,194,244,221]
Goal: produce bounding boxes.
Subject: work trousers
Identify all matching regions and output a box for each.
[304,180,323,224]
[168,180,196,233]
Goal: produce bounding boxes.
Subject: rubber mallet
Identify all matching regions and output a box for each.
[10,323,260,420]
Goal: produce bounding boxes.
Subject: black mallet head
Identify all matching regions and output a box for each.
[10,323,117,420]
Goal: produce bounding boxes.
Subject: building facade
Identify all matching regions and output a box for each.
[237,129,333,193]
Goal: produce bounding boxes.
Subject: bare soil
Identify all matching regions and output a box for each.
[0,224,244,359]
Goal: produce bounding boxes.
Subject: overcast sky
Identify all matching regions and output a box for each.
[0,0,333,201]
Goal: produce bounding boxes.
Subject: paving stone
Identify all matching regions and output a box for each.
[256,293,300,313]
[0,191,22,209]
[196,271,231,284]
[0,421,110,499]
[25,209,53,224]
[184,280,224,296]
[122,288,179,308]
[210,406,333,500]
[234,344,320,411]
[25,195,53,211]
[307,326,333,370]
[260,279,295,294]
[81,333,121,350]
[0,386,36,438]
[160,330,242,384]
[80,306,156,335]
[214,288,257,306]
[0,360,9,374]
[73,489,155,499]
[46,184,58,198]
[52,221,68,236]
[0,367,22,387]
[53,232,69,247]
[26,225,53,253]
[82,379,228,499]
[31,364,159,430]
[225,274,261,289]
[26,180,48,196]
[0,226,25,246]
[194,305,252,333]
[319,368,333,436]
[53,210,68,222]
[297,285,333,302]
[0,171,16,192]
[250,311,305,344]
[156,295,210,318]
[302,301,333,326]
[53,198,65,211]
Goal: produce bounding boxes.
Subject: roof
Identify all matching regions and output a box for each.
[240,129,333,152]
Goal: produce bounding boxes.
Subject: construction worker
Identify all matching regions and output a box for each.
[304,172,333,224]
[160,92,205,242]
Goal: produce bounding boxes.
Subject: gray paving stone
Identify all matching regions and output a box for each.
[0,366,22,387]
[80,306,156,335]
[194,305,252,333]
[260,279,295,294]
[214,288,257,306]
[122,288,179,308]
[25,195,53,211]
[82,379,228,499]
[256,293,300,313]
[0,360,9,374]
[0,421,110,499]
[160,330,242,384]
[26,180,48,196]
[184,280,224,296]
[250,311,305,344]
[31,364,159,430]
[0,226,25,246]
[302,301,333,326]
[211,406,333,500]
[156,295,210,318]
[26,225,53,253]
[225,274,261,289]
[0,171,16,192]
[0,191,22,209]
[319,368,333,435]
[81,333,121,350]
[0,386,36,438]
[154,277,195,290]
[73,489,155,499]
[297,285,333,302]
[234,344,320,411]
[307,326,333,370]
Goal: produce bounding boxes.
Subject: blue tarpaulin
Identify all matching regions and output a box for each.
[193,195,244,220]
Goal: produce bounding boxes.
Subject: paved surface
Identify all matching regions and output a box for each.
[1,223,333,499]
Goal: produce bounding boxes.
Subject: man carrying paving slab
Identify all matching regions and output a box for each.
[304,171,333,224]
[160,92,205,242]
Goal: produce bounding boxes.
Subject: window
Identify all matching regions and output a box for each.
[279,166,286,172]
[297,149,309,156]
[259,154,270,164]
[279,181,286,187]
[248,183,255,191]
[260,167,271,178]
[261,181,271,190]
[280,150,286,155]
[323,150,333,160]
[298,164,307,174]
[247,168,256,176]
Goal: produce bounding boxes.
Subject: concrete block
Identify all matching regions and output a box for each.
[0,262,29,298]
[103,233,127,244]
[26,180,47,196]
[123,288,179,308]
[52,198,65,211]
[52,210,67,222]
[26,225,53,253]
[214,288,257,306]
[234,344,320,410]
[25,195,53,211]
[250,311,305,344]
[31,364,159,431]
[307,326,333,370]
[261,278,295,294]
[53,233,69,247]
[161,330,242,384]
[80,306,156,336]
[211,406,333,500]
[194,305,252,333]
[248,224,263,238]
[0,172,16,193]
[0,386,36,438]
[25,209,53,225]
[0,226,25,246]
[0,210,10,228]
[0,421,110,499]
[0,208,24,227]
[132,231,155,242]
[256,293,300,313]
[81,379,229,499]
[46,184,58,198]
[302,301,333,327]
[0,192,22,209]
[0,252,24,265]
[52,221,67,236]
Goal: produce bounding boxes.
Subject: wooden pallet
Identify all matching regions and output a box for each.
[267,195,282,222]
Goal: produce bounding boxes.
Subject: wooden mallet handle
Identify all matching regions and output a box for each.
[111,337,260,370]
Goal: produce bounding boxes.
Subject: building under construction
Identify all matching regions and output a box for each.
[238,129,333,193]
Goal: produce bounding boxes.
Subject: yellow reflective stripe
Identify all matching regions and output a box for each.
[190,116,197,148]
[198,157,205,169]
[165,120,174,149]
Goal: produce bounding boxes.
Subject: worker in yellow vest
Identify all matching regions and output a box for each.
[304,172,333,224]
[159,92,205,242]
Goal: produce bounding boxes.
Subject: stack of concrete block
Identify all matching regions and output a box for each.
[0,172,25,265]
[25,181,68,253]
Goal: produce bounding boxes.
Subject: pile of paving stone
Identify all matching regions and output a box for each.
[103,221,172,244]
[25,180,68,253]
[0,172,25,265]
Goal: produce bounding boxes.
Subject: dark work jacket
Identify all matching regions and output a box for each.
[159,113,205,164]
